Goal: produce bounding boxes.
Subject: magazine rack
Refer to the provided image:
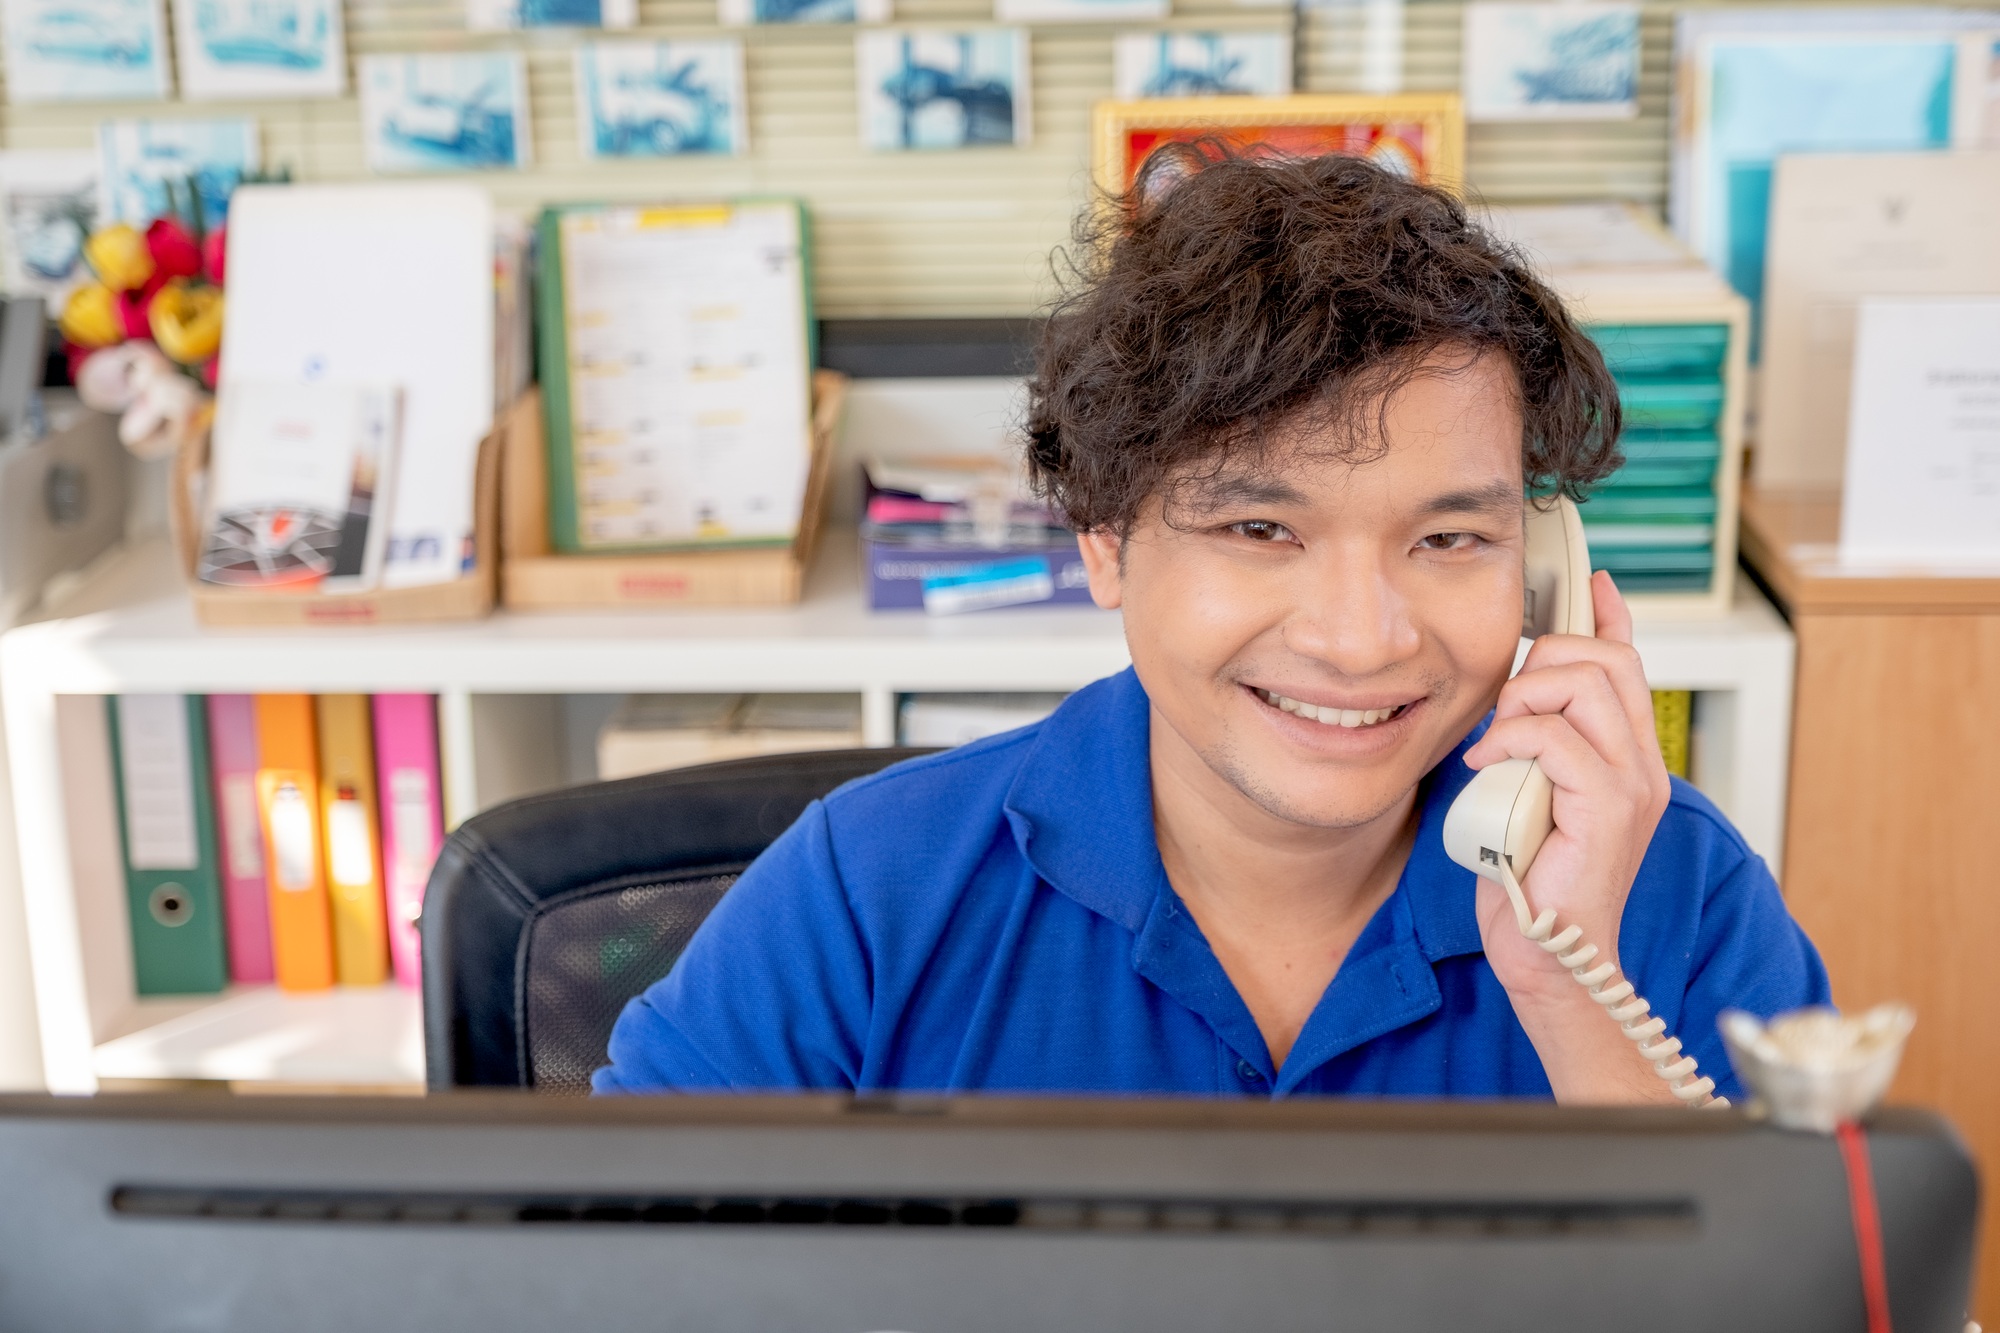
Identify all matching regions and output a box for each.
[168,394,517,627]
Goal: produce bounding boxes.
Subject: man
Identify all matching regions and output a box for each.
[595,150,1827,1103]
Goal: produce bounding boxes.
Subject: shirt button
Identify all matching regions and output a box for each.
[1235,1059,1265,1084]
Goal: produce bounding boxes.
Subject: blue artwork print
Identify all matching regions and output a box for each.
[176,0,344,98]
[1462,3,1639,122]
[578,40,745,158]
[361,53,533,173]
[1,0,170,102]
[1114,31,1289,99]
[858,30,1027,150]
[97,118,260,225]
[195,0,324,68]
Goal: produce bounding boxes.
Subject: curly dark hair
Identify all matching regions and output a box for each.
[1025,145,1622,534]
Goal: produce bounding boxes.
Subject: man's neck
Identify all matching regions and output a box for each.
[1148,704,1421,1070]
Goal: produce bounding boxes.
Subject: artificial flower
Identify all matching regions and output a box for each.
[75,341,177,415]
[145,217,202,280]
[58,283,123,347]
[115,272,166,342]
[148,280,224,365]
[118,364,206,462]
[201,224,227,286]
[84,223,156,293]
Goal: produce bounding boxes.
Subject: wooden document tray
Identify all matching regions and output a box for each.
[500,370,846,610]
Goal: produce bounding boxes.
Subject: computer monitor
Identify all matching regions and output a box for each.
[0,1093,1976,1333]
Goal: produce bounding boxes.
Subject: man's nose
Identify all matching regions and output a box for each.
[1281,544,1421,676]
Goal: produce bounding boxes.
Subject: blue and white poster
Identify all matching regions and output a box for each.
[359,52,533,174]
[1461,3,1639,122]
[467,0,635,31]
[0,150,97,298]
[97,118,259,225]
[0,0,169,103]
[856,29,1029,149]
[1112,31,1291,98]
[577,40,747,158]
[1670,10,1995,352]
[174,0,345,100]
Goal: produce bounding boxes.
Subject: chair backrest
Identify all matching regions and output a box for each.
[420,747,930,1093]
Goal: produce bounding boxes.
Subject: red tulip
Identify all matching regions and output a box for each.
[199,357,219,390]
[145,217,202,281]
[115,271,169,341]
[202,225,227,286]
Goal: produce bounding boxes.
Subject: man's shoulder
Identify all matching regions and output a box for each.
[824,722,1044,817]
[1650,775,1768,897]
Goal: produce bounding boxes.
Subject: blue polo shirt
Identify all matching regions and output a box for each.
[594,667,1828,1100]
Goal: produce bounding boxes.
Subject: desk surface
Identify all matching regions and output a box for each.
[1740,486,2000,614]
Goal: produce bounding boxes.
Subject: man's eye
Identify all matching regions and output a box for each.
[1229,520,1297,543]
[1420,531,1478,551]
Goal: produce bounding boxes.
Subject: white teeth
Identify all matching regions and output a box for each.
[1258,690,1404,729]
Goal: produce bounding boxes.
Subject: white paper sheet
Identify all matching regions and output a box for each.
[113,695,198,871]
[1840,297,2000,568]
[558,202,811,549]
[221,184,494,588]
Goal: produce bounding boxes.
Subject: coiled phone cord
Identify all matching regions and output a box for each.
[1497,859,1725,1108]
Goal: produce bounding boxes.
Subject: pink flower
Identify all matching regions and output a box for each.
[201,225,227,286]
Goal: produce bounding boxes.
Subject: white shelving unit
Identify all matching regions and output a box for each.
[0,373,1800,1095]
[0,533,1796,1095]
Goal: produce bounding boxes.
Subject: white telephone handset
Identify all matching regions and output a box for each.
[1442,496,1723,1108]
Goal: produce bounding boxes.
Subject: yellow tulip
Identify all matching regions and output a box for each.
[148,280,224,365]
[84,223,156,293]
[59,283,124,348]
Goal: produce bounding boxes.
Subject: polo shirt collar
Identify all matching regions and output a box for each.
[1003,667,1492,1085]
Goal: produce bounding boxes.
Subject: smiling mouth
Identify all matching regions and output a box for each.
[1254,688,1411,730]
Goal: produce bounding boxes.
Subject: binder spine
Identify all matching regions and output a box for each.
[255,694,336,991]
[372,693,444,989]
[205,694,274,983]
[317,694,390,987]
[108,695,229,996]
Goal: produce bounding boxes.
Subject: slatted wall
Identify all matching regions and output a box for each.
[0,0,1908,316]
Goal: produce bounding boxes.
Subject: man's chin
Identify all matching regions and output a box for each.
[1210,749,1425,832]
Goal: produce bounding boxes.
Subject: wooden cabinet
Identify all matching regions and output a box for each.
[1741,485,2000,1324]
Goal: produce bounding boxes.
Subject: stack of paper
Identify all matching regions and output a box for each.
[220,184,496,590]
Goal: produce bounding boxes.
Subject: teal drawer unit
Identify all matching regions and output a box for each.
[1582,322,1736,596]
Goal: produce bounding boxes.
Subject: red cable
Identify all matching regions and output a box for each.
[1836,1119,1895,1333]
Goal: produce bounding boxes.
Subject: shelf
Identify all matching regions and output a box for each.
[92,985,422,1088]
[1,527,1796,1095]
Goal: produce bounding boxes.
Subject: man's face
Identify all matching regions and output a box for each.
[1080,353,1528,830]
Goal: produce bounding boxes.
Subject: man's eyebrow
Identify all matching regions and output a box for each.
[1412,481,1523,519]
[1175,473,1312,514]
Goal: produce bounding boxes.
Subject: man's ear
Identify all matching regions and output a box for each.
[1077,529,1124,610]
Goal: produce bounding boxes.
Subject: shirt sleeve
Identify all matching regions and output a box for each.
[591,800,872,1094]
[1675,844,1832,1104]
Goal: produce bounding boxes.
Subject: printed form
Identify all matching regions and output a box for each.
[559,202,812,549]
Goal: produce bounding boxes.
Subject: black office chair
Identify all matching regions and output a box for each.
[420,747,931,1094]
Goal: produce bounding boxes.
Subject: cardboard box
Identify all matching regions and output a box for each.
[169,393,517,628]
[500,371,846,610]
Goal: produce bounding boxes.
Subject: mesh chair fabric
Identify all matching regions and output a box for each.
[522,872,737,1095]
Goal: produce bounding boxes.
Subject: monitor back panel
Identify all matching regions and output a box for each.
[0,1095,1977,1333]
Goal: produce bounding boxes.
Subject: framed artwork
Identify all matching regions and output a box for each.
[1111,31,1291,99]
[175,0,346,100]
[0,0,170,103]
[1091,93,1464,196]
[359,52,533,174]
[1461,2,1639,123]
[575,39,746,159]
[856,29,1029,149]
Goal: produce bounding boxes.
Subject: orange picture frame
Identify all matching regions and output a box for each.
[1091,93,1466,197]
